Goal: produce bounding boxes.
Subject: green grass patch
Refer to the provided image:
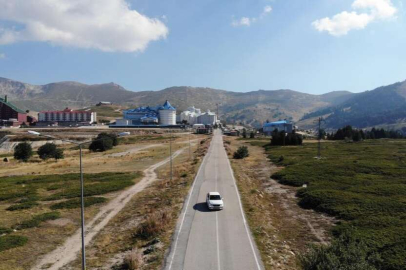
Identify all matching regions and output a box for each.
[0,172,141,203]
[263,139,406,270]
[15,212,61,230]
[44,172,141,200]
[0,227,12,235]
[50,197,107,210]
[0,235,28,252]
[6,201,39,211]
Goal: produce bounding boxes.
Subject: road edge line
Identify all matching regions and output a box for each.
[224,140,263,270]
[166,140,212,270]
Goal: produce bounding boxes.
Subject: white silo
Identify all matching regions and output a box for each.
[159,100,176,125]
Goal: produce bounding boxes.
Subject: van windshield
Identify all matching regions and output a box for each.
[210,195,221,200]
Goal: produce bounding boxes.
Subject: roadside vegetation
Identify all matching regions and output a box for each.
[325,125,404,141]
[263,139,406,270]
[233,146,249,159]
[227,137,334,269]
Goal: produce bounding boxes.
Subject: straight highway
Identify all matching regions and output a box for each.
[164,130,264,270]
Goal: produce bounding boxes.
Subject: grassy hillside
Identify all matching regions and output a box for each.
[300,80,406,129]
[259,140,406,270]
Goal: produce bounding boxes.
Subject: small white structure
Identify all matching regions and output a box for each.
[197,110,217,125]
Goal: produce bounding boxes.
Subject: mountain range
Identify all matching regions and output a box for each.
[1,77,405,130]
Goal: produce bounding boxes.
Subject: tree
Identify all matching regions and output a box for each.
[54,148,64,161]
[250,131,255,139]
[89,137,113,152]
[38,143,64,161]
[14,142,33,162]
[242,128,247,138]
[233,146,249,159]
[318,129,326,140]
[97,132,118,146]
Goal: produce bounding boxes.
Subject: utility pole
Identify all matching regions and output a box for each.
[169,129,173,181]
[79,144,86,270]
[188,130,192,160]
[316,117,324,158]
[27,131,129,270]
[283,123,286,146]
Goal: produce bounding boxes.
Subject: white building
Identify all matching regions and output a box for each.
[38,108,97,124]
[180,106,202,125]
[159,100,176,125]
[197,110,217,125]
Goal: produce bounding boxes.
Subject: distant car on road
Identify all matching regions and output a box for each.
[206,192,224,210]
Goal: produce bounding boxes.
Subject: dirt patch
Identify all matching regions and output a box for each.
[47,218,74,227]
[228,137,335,270]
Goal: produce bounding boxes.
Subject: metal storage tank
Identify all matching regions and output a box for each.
[159,100,176,125]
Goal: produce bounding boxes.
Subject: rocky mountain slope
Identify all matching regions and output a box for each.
[299,80,406,129]
[1,77,356,127]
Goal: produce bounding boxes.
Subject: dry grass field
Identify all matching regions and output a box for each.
[0,129,207,270]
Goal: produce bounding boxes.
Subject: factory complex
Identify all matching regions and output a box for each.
[112,101,218,128]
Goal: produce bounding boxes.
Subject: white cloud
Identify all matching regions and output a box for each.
[0,53,5,59]
[313,0,397,36]
[263,6,273,14]
[232,5,272,27]
[232,17,251,27]
[0,0,169,52]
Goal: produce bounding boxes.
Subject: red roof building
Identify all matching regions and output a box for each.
[38,108,97,124]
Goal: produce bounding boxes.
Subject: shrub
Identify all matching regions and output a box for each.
[299,232,379,270]
[0,235,28,252]
[6,201,39,211]
[13,142,33,162]
[37,143,64,161]
[233,146,249,159]
[0,227,12,235]
[134,211,170,240]
[16,212,61,230]
[122,249,143,270]
[50,197,107,210]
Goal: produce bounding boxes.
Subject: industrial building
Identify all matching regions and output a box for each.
[263,120,293,136]
[38,108,97,126]
[0,95,29,126]
[180,106,202,125]
[115,100,176,127]
[197,110,217,125]
[180,107,218,126]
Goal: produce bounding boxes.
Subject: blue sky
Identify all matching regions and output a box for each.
[0,0,405,94]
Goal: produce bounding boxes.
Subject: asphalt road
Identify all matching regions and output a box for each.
[164,130,264,270]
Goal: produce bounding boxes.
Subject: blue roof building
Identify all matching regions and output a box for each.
[263,120,293,135]
[122,100,176,126]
